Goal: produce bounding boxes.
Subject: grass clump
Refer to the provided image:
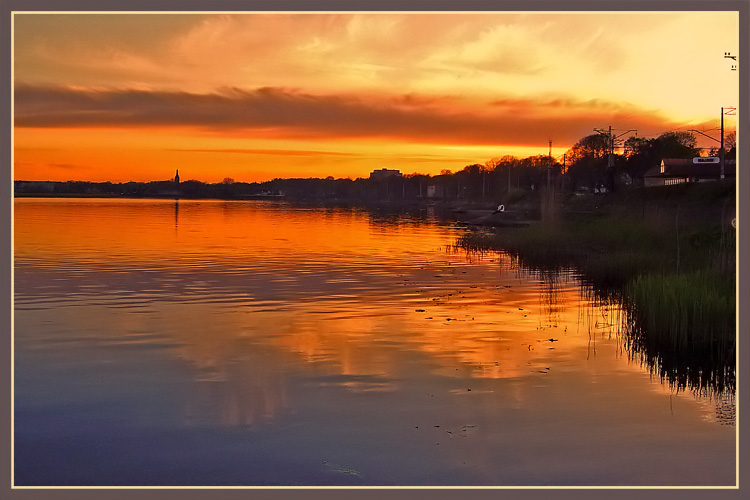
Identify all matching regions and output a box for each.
[624,271,735,350]
[623,271,736,396]
[454,182,736,397]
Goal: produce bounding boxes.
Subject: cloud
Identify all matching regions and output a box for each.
[14,84,682,147]
[423,23,548,76]
[13,13,736,125]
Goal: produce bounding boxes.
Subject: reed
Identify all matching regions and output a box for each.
[455,216,668,290]
[615,270,735,395]
[624,271,735,350]
[454,191,737,397]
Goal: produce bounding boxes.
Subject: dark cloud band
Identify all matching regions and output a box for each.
[14,84,682,147]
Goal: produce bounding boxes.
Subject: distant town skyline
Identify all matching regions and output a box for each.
[13,11,739,183]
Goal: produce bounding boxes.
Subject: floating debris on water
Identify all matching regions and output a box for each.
[322,460,363,478]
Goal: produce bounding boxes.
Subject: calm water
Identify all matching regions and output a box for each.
[13,198,736,486]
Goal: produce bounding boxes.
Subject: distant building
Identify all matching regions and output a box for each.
[643,158,736,187]
[146,169,180,197]
[369,168,402,180]
[426,184,445,198]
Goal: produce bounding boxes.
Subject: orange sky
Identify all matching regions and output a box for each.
[12,12,739,183]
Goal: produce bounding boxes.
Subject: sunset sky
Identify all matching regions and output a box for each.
[13,11,739,183]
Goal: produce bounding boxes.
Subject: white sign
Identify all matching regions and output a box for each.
[693,157,720,164]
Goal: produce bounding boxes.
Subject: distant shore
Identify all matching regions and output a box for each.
[14,179,736,228]
[12,192,287,200]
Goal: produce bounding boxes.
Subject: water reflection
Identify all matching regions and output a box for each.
[488,248,735,415]
[182,340,291,427]
[13,198,736,486]
[623,317,736,399]
[14,199,735,404]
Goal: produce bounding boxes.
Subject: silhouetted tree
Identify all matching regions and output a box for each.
[653,131,699,159]
[562,134,612,191]
[621,131,700,184]
[566,134,610,164]
[455,164,484,199]
[624,136,653,158]
[725,132,736,160]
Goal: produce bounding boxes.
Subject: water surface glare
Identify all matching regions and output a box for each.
[13,198,735,486]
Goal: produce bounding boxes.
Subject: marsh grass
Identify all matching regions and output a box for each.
[625,272,735,350]
[622,271,735,395]
[455,214,672,290]
[454,184,736,398]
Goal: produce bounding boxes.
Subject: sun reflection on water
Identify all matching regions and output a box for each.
[13,198,735,486]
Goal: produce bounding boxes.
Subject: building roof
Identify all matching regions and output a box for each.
[643,159,736,179]
[369,168,402,179]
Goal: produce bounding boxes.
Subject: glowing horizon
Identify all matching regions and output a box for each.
[12,11,739,183]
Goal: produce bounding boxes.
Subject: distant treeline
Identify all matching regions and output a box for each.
[13,162,562,203]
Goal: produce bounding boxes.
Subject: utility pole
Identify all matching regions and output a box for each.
[720,106,737,179]
[508,164,511,194]
[547,139,552,189]
[593,126,636,192]
[689,106,735,180]
[593,126,637,168]
[720,107,725,179]
[593,126,615,168]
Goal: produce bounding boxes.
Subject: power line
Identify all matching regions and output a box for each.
[688,107,736,179]
[593,126,637,167]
